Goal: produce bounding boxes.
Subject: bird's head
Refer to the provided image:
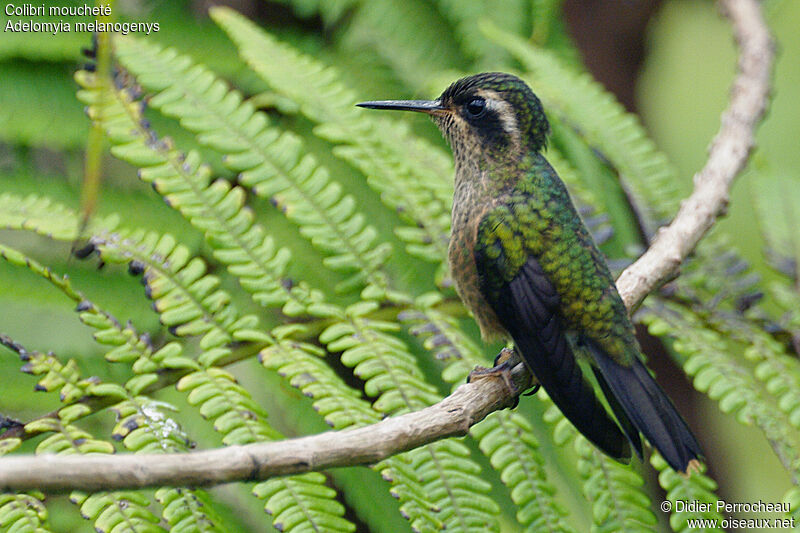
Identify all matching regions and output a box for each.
[358,72,550,168]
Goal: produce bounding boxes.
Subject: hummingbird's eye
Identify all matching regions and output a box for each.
[464,98,486,119]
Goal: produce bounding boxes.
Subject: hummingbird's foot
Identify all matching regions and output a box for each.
[467,348,538,408]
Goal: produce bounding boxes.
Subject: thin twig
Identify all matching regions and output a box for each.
[0,0,773,492]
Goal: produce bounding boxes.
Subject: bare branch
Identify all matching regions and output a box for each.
[0,363,527,492]
[0,0,773,492]
[616,0,773,310]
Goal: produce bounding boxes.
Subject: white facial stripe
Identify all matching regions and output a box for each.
[477,89,519,139]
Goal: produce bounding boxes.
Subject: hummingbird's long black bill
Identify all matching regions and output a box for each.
[356,100,446,115]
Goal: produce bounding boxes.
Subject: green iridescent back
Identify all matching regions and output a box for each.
[475,154,639,364]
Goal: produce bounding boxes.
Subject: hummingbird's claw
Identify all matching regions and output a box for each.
[467,348,538,408]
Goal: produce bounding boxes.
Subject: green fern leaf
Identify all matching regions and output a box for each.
[174,366,357,532]
[178,368,279,445]
[156,487,226,533]
[404,294,576,532]
[338,0,466,90]
[319,301,502,530]
[210,7,454,270]
[0,492,51,533]
[642,298,800,481]
[259,336,377,430]
[112,36,392,296]
[0,192,117,240]
[260,331,454,532]
[575,438,656,532]
[650,453,723,532]
[26,418,163,533]
[253,473,355,533]
[782,487,800,529]
[87,230,247,357]
[75,65,326,316]
[71,491,164,533]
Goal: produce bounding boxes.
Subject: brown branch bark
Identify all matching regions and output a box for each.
[0,0,773,493]
[0,363,528,492]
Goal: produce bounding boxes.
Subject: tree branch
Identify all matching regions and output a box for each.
[616,0,773,310]
[0,0,773,493]
[0,362,529,492]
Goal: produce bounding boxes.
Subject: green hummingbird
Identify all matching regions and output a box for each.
[358,72,702,473]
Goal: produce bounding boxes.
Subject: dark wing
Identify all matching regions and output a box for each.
[475,225,632,461]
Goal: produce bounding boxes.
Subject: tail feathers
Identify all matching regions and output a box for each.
[593,368,643,460]
[590,341,702,473]
[512,329,631,462]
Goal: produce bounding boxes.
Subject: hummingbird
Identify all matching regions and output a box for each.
[358,72,702,473]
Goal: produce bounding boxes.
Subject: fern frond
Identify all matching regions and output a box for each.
[0,492,50,533]
[339,0,466,90]
[25,418,163,533]
[643,299,800,481]
[783,486,800,528]
[87,231,255,361]
[261,327,462,531]
[0,192,116,240]
[0,239,230,531]
[111,36,392,296]
[319,301,502,530]
[483,24,683,234]
[0,249,132,408]
[320,302,440,414]
[175,366,356,532]
[403,440,500,532]
[403,294,575,532]
[259,335,377,430]
[75,66,330,316]
[155,487,226,533]
[179,366,358,533]
[70,491,164,533]
[574,438,656,532]
[670,240,800,457]
[0,236,162,373]
[260,338,449,532]
[472,413,573,532]
[210,7,454,270]
[177,368,279,445]
[111,398,228,532]
[2,229,204,416]
[253,473,356,533]
[650,453,723,532]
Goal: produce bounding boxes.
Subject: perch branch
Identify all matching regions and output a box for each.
[0,0,773,493]
[0,363,529,492]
